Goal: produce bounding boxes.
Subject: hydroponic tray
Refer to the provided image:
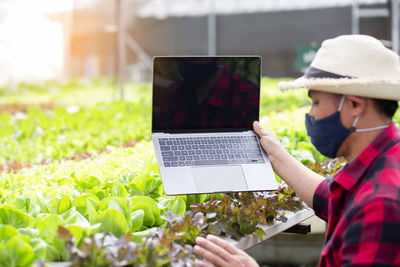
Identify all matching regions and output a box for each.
[223,207,315,251]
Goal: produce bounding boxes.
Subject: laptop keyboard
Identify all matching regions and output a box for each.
[158,136,265,168]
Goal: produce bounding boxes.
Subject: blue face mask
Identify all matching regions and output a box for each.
[305,95,389,158]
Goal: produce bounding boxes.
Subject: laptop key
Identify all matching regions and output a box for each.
[194,159,229,166]
[178,162,185,167]
[164,162,171,167]
[160,146,171,151]
[179,156,186,161]
[185,161,194,166]
[164,156,178,161]
[244,158,252,164]
[171,162,178,167]
[159,140,166,145]
[161,151,174,156]
[207,155,214,160]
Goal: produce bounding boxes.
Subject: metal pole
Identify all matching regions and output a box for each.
[351,1,360,34]
[208,0,217,55]
[392,0,399,53]
[124,33,152,70]
[117,0,125,101]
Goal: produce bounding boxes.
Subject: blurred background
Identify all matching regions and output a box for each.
[0,0,396,86]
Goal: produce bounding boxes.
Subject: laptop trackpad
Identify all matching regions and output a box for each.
[191,166,248,193]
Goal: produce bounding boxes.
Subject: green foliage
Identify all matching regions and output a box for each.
[260,77,310,115]
[0,143,188,264]
[0,78,151,106]
[93,209,130,237]
[0,102,150,165]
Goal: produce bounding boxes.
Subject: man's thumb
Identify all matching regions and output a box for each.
[253,121,268,137]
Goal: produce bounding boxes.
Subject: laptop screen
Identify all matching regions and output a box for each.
[152,56,261,132]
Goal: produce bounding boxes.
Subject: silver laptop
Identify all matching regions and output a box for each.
[152,56,278,195]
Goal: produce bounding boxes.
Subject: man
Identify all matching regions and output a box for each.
[194,35,400,266]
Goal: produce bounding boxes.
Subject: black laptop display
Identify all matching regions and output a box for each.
[152,57,261,132]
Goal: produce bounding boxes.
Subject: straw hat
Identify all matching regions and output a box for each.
[278,35,400,101]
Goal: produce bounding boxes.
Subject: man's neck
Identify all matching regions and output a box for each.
[340,121,392,163]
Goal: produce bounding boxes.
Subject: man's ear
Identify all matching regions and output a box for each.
[346,95,365,116]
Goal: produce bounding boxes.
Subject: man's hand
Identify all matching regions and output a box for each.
[253,121,286,167]
[252,121,325,207]
[194,235,259,267]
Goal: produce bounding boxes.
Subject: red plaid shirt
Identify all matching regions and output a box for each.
[159,65,259,129]
[313,122,400,266]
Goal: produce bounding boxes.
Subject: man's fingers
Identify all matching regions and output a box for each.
[253,121,269,137]
[206,234,243,256]
[196,259,213,267]
[195,236,233,265]
[194,243,227,267]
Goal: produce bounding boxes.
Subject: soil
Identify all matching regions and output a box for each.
[0,102,56,115]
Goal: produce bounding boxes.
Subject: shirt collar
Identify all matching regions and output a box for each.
[333,122,400,190]
[206,65,232,109]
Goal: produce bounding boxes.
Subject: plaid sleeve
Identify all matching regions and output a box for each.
[341,199,400,266]
[313,179,331,222]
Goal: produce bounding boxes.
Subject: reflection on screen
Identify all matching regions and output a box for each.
[152,57,261,132]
